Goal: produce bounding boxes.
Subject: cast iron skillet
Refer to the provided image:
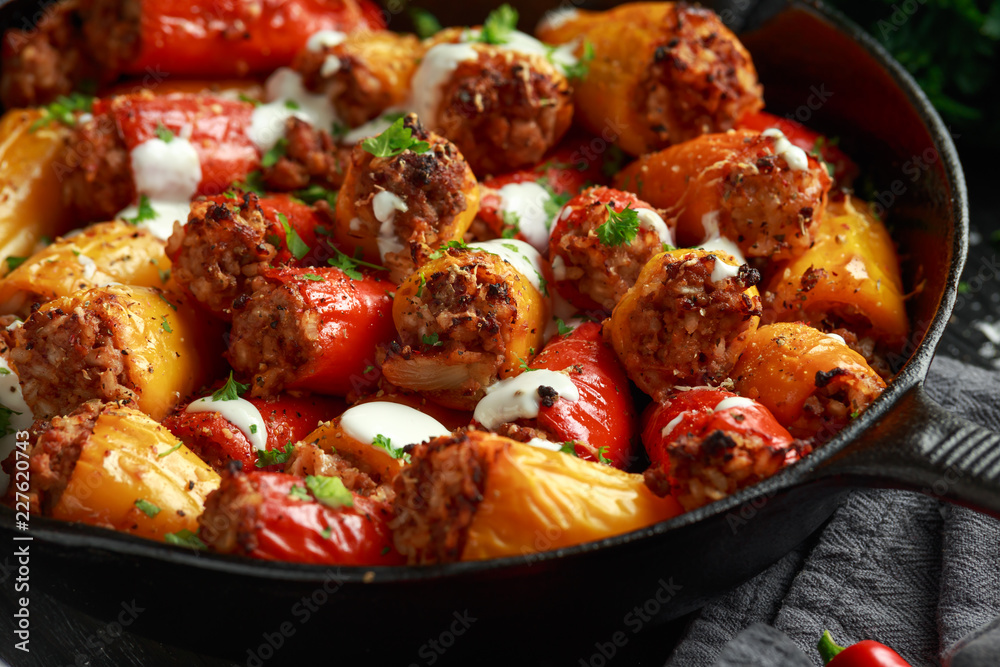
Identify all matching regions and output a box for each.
[0,0,994,662]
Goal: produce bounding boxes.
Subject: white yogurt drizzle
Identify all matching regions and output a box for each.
[0,357,34,495]
[306,29,348,78]
[186,396,267,452]
[660,396,757,439]
[372,190,409,261]
[409,43,480,126]
[468,239,547,294]
[537,7,580,32]
[496,181,555,252]
[761,128,809,171]
[474,369,580,429]
[526,437,562,452]
[709,255,742,283]
[459,28,580,76]
[826,333,847,346]
[115,130,202,241]
[339,402,451,449]
[76,253,98,281]
[249,68,339,154]
[635,208,673,246]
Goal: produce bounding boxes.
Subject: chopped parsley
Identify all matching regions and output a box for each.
[278,212,311,260]
[555,318,574,336]
[409,7,443,39]
[284,99,301,110]
[256,442,294,468]
[155,123,174,143]
[232,170,266,195]
[0,368,10,375]
[561,40,595,81]
[596,204,640,247]
[422,333,443,347]
[500,210,521,238]
[517,356,536,372]
[559,441,579,457]
[416,272,426,297]
[164,529,207,549]
[364,365,375,374]
[212,372,249,402]
[249,424,258,434]
[261,138,289,168]
[477,4,518,45]
[321,526,334,540]
[160,315,173,333]
[596,446,612,465]
[294,184,338,208]
[288,484,312,501]
[157,442,182,458]
[157,292,178,311]
[4,257,26,272]
[305,475,354,509]
[850,410,860,419]
[126,195,157,225]
[238,93,262,107]
[134,498,161,518]
[662,243,677,252]
[29,92,94,132]
[299,273,324,282]
[372,434,411,462]
[0,405,21,439]
[327,246,387,280]
[362,117,431,158]
[158,268,171,284]
[429,240,468,260]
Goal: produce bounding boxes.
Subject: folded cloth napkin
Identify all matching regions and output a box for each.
[665,355,1000,667]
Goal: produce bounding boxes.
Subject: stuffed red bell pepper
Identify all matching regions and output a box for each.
[738,111,858,185]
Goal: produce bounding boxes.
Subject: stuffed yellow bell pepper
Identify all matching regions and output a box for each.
[9,284,224,420]
[0,220,171,317]
[391,430,683,563]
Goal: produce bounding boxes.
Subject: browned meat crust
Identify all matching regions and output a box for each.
[167,193,276,320]
[226,278,317,397]
[610,251,762,396]
[644,429,809,511]
[390,432,500,564]
[1,399,102,514]
[639,4,763,146]
[1,0,140,108]
[59,112,134,224]
[10,299,138,419]
[261,117,348,192]
[285,441,392,502]
[198,471,260,554]
[436,49,573,175]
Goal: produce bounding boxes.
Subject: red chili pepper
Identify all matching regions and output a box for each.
[737,111,858,185]
[96,94,258,196]
[203,193,329,266]
[263,266,397,396]
[232,471,401,565]
[163,392,346,473]
[818,630,912,667]
[531,321,637,468]
[641,387,798,472]
[123,0,385,77]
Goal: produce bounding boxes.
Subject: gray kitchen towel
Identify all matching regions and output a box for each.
[666,355,1000,667]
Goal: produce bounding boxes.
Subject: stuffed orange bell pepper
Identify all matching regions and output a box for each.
[199,470,402,565]
[606,248,762,399]
[7,400,220,541]
[9,284,224,420]
[536,2,763,156]
[0,220,171,317]
[380,241,550,410]
[731,323,887,440]
[392,430,682,563]
[765,196,909,350]
[615,129,832,259]
[641,387,805,511]
[737,110,858,186]
[227,266,397,398]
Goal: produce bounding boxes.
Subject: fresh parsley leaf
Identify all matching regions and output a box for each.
[500,210,521,239]
[256,442,294,468]
[364,365,375,374]
[305,475,354,508]
[4,257,26,272]
[29,92,94,132]
[555,318,573,336]
[850,410,860,419]
[262,138,289,168]
[0,405,21,438]
[223,191,238,200]
[559,441,579,457]
[361,117,430,158]
[0,368,10,375]
[293,184,338,208]
[596,446,612,465]
[517,356,536,372]
[233,171,266,195]
[299,273,324,281]
[158,267,171,284]
[371,434,411,462]
[562,40,595,81]
[288,484,312,501]
[478,4,518,45]
[126,195,157,225]
[155,123,174,143]
[409,7,443,39]
[164,529,207,549]
[134,498,161,518]
[327,247,387,280]
[416,272,426,297]
[662,243,677,252]
[596,204,640,247]
[160,315,173,333]
[284,99,301,110]
[157,442,182,458]
[428,240,468,260]
[238,93,262,107]
[422,333,443,347]
[321,526,334,539]
[249,424,258,434]
[278,212,311,260]
[212,372,249,402]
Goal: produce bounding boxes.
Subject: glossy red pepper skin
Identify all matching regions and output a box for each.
[530,322,637,468]
[163,392,346,473]
[123,0,385,77]
[641,387,797,471]
[826,641,912,667]
[96,94,258,196]
[234,472,401,565]
[737,110,858,185]
[266,266,397,396]
[203,193,329,266]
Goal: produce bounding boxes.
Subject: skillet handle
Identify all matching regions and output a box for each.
[809,382,1000,517]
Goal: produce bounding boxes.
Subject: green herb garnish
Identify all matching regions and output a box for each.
[212,372,249,402]
[596,204,640,247]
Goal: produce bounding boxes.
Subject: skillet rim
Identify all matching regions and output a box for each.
[0,0,970,584]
